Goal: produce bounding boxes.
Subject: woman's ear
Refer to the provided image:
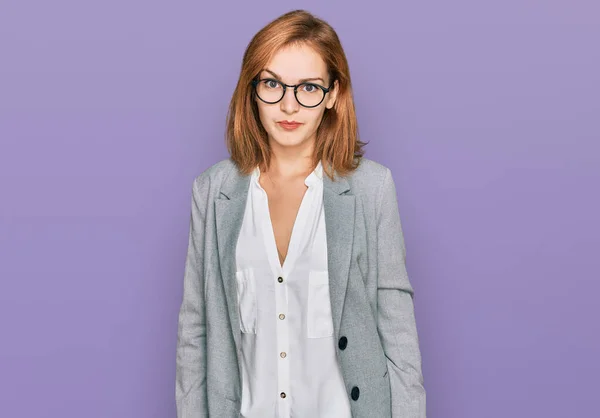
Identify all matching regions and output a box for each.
[325,79,339,110]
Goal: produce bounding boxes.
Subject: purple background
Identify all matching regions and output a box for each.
[1,1,598,417]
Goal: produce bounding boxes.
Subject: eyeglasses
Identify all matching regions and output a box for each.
[251,77,334,108]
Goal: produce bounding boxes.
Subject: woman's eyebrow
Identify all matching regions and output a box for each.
[263,68,324,83]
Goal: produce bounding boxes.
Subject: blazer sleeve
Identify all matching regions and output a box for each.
[175,176,209,417]
[376,168,427,417]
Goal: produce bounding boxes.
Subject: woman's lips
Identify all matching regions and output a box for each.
[278,122,302,131]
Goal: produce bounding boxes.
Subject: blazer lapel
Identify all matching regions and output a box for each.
[322,170,355,337]
[215,163,250,354]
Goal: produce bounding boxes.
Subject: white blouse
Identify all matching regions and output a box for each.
[234,160,352,417]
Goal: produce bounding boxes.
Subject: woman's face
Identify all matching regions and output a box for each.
[254,43,338,154]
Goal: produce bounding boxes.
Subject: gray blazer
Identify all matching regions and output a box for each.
[176,157,426,417]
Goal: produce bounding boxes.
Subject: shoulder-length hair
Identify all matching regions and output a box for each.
[225,9,367,180]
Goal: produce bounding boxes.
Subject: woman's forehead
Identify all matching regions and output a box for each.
[263,44,328,82]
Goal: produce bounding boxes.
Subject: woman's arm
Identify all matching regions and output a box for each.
[376,168,427,417]
[175,176,209,417]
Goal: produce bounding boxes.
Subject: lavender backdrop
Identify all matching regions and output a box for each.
[1,1,598,417]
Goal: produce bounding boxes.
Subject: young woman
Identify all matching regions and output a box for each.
[176,9,426,418]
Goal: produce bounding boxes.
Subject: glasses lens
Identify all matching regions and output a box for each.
[255,79,284,103]
[296,83,325,107]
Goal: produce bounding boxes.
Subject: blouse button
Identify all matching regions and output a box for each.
[280,352,287,358]
[279,313,285,320]
[280,392,286,398]
[277,277,284,283]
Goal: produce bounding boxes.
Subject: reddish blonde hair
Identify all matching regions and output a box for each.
[225,9,367,180]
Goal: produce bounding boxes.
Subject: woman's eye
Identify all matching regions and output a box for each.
[302,84,317,93]
[263,80,280,89]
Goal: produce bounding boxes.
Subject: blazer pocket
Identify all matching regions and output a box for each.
[306,270,334,338]
[235,268,257,334]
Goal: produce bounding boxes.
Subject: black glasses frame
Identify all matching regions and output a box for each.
[251,77,334,108]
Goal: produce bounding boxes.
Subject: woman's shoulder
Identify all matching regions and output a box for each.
[189,158,236,197]
[195,157,238,182]
[348,157,402,221]
[347,156,393,198]
[352,157,390,180]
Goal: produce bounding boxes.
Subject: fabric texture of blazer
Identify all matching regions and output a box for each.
[176,157,426,417]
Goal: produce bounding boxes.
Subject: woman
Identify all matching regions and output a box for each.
[176,9,426,418]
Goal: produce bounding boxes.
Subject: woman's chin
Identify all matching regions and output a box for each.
[269,132,315,149]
